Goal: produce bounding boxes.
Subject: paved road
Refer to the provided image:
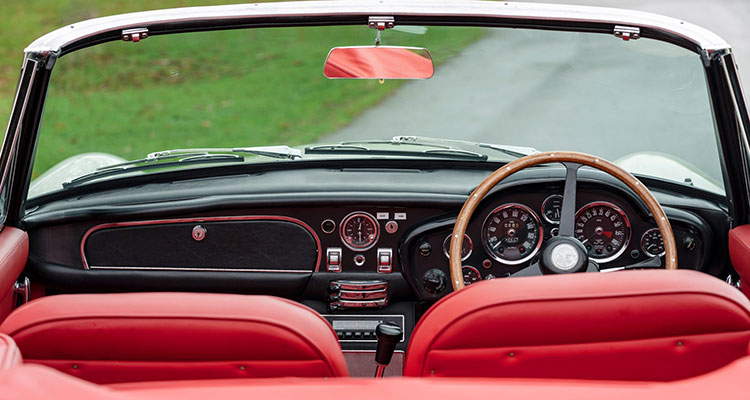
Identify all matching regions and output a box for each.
[325,1,749,188]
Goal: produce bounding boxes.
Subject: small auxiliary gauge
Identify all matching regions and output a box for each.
[640,228,665,257]
[541,194,564,224]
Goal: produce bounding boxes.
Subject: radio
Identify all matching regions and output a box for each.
[323,314,404,343]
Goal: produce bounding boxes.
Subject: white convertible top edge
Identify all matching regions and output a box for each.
[24,0,731,55]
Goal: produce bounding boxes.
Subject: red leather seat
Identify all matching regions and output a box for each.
[404,269,750,381]
[0,293,348,383]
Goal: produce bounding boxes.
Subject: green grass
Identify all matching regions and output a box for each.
[0,1,483,178]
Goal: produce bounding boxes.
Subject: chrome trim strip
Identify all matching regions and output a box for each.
[88,266,312,273]
[25,1,729,55]
[80,215,322,272]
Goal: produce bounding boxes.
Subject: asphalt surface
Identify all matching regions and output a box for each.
[325,1,749,187]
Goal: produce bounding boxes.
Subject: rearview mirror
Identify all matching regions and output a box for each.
[324,46,434,79]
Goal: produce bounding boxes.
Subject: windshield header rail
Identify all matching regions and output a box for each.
[24,0,730,63]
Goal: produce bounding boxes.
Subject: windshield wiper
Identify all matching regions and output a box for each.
[390,136,538,159]
[62,146,302,188]
[146,145,302,161]
[305,143,488,161]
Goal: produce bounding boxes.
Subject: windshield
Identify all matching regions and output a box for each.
[30,25,723,198]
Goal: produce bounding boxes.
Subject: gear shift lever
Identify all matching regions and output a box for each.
[374,323,402,378]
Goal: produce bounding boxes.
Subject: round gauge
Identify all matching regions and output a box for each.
[482,203,543,265]
[443,234,473,261]
[574,202,631,263]
[340,212,380,251]
[542,194,564,224]
[462,266,481,285]
[641,228,665,257]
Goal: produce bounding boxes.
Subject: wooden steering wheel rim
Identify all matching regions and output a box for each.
[449,151,677,291]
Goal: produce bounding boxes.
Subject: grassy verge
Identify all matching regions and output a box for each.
[0,1,483,177]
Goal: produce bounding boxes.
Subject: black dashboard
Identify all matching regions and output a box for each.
[20,161,729,351]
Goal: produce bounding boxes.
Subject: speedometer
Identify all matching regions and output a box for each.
[482,203,543,265]
[574,202,631,263]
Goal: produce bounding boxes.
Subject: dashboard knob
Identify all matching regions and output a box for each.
[423,268,447,294]
[683,237,696,251]
[418,241,432,257]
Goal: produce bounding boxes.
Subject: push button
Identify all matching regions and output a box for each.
[327,248,342,272]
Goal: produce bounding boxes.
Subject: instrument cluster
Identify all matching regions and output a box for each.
[462,196,644,271]
[405,185,707,300]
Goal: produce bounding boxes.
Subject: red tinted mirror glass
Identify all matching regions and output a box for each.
[324,46,434,79]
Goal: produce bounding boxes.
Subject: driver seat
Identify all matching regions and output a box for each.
[404,269,750,381]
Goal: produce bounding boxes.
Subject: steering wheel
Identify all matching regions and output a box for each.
[449,151,677,291]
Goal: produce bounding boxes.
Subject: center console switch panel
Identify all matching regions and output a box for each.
[323,314,405,343]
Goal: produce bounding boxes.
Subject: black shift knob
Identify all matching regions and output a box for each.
[375,323,402,365]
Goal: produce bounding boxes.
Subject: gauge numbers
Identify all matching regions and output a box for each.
[340,212,380,251]
[462,266,481,285]
[574,202,631,263]
[641,228,665,257]
[482,203,543,265]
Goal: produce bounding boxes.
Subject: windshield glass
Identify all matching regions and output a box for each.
[30,25,723,198]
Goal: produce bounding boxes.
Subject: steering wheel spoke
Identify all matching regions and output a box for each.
[558,162,581,238]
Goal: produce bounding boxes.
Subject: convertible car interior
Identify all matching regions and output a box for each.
[2,0,750,399]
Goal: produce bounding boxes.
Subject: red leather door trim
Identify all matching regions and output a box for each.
[729,225,750,298]
[0,227,28,321]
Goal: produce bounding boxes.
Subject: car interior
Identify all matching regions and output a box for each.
[2,1,750,399]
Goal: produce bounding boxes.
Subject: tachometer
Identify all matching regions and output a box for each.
[482,203,543,265]
[641,228,665,257]
[340,212,380,251]
[574,202,631,263]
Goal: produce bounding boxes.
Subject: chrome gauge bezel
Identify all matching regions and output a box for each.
[574,201,631,264]
[443,234,473,261]
[481,203,544,265]
[640,228,666,258]
[339,211,380,251]
[462,265,481,285]
[541,194,564,224]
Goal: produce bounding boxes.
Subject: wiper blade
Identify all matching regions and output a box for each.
[147,145,302,160]
[62,153,245,188]
[62,146,302,189]
[391,136,538,158]
[305,143,488,161]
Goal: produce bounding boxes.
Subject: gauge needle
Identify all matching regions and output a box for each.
[492,235,506,250]
[580,232,598,245]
